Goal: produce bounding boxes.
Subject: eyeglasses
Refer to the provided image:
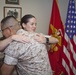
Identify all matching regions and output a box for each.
[0,26,13,33]
[0,22,20,32]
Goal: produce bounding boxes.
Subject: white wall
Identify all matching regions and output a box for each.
[0,0,74,37]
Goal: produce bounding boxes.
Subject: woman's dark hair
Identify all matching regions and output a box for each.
[20,14,36,29]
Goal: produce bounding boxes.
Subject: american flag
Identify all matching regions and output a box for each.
[62,0,76,75]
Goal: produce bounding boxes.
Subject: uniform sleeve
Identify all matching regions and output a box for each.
[44,35,51,38]
[4,41,22,65]
[39,33,51,38]
[4,54,18,65]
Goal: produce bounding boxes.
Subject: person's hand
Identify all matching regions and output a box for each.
[11,35,31,43]
[34,33,46,44]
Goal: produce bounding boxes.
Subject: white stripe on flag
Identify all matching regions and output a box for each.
[63,33,76,75]
[62,59,70,75]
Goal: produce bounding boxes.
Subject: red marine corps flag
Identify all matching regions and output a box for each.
[48,0,64,75]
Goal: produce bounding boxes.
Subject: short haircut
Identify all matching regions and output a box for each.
[1,16,16,25]
[1,16,18,29]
